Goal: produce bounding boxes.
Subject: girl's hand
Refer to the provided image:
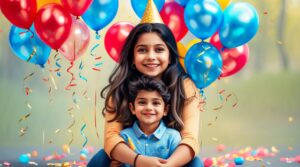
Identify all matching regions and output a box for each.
[136,155,168,167]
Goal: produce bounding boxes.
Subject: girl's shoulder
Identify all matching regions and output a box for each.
[182,77,199,96]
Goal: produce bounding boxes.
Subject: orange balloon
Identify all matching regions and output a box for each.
[186,39,201,51]
[37,0,61,10]
[177,42,187,71]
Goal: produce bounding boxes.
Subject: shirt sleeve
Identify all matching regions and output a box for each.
[103,98,125,158]
[179,78,201,156]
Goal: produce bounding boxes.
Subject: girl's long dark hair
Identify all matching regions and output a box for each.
[101,23,187,131]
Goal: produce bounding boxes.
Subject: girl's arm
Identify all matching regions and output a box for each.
[166,78,201,166]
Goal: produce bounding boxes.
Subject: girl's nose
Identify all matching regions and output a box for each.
[146,50,156,60]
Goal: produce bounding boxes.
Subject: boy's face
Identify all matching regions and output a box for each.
[133,32,170,79]
[129,90,168,127]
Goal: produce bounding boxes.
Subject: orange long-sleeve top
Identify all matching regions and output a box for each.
[103,78,201,158]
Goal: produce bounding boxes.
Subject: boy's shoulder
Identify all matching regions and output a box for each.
[164,127,181,137]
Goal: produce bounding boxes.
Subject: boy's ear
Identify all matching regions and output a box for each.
[129,102,136,115]
[164,104,169,116]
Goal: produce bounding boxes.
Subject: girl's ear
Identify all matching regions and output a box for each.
[164,104,169,116]
[129,102,136,115]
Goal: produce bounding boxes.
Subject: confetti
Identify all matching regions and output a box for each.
[18,113,32,123]
[67,112,75,146]
[19,127,28,136]
[65,62,77,90]
[80,123,88,147]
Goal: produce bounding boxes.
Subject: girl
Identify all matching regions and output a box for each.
[88,23,203,167]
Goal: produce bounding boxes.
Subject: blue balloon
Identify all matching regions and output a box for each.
[184,0,223,40]
[184,42,222,89]
[175,0,189,7]
[219,2,259,48]
[82,0,118,32]
[9,25,51,67]
[131,0,165,18]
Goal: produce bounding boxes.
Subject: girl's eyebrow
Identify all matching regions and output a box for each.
[135,44,166,48]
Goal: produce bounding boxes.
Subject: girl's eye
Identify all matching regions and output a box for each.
[153,101,161,105]
[155,47,165,53]
[137,48,147,53]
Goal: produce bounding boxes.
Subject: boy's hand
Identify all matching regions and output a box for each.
[136,155,168,167]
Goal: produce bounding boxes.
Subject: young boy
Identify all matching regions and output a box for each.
[120,76,181,166]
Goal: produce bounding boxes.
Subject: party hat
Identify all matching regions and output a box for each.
[140,0,163,24]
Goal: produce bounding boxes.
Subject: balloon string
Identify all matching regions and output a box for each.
[80,123,88,148]
[65,62,76,90]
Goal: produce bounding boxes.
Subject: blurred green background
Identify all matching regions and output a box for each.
[0,0,299,153]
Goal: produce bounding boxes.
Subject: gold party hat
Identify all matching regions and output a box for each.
[140,0,163,24]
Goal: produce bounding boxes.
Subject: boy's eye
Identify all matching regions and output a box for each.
[137,101,146,105]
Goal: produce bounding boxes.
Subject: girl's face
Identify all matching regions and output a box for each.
[133,32,170,79]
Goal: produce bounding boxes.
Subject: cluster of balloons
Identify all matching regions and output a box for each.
[176,0,258,89]
[2,0,259,91]
[1,0,118,67]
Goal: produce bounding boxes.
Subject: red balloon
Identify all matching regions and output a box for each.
[1,0,37,29]
[104,22,134,63]
[210,32,223,51]
[60,0,92,16]
[220,44,249,77]
[34,3,72,49]
[160,2,188,42]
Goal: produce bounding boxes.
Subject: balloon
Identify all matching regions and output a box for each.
[184,42,222,89]
[220,44,249,77]
[177,42,187,71]
[131,0,165,18]
[184,0,222,40]
[9,25,51,67]
[59,18,90,62]
[175,0,189,7]
[209,32,223,51]
[219,2,259,48]
[82,0,118,32]
[216,0,232,10]
[186,38,201,50]
[160,2,188,42]
[1,0,36,29]
[104,22,135,63]
[61,0,92,16]
[37,0,60,10]
[34,3,72,49]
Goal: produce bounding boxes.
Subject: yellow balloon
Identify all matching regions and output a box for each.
[186,39,201,51]
[177,42,187,71]
[216,0,232,10]
[37,0,61,10]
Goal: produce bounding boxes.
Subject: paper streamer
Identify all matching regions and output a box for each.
[80,123,88,148]
[65,62,77,90]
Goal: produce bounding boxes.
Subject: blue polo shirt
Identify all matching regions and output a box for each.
[120,121,181,166]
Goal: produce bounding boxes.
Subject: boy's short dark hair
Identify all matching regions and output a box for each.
[128,76,171,105]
